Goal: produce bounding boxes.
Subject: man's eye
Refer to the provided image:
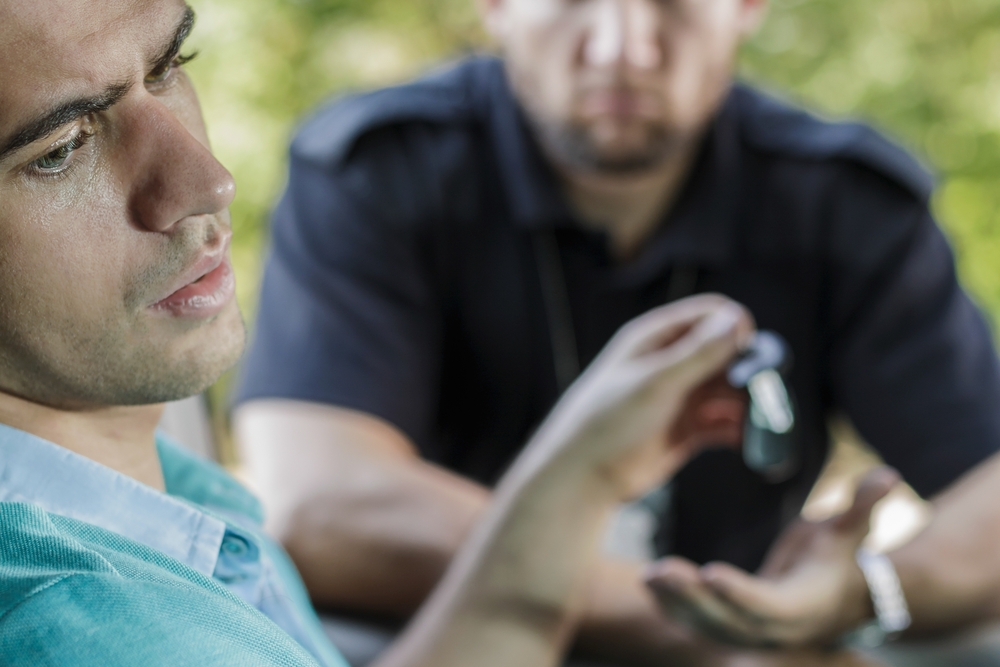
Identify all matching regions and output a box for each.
[145,63,172,85]
[145,52,198,86]
[31,131,93,173]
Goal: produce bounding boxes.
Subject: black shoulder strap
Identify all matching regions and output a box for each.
[532,231,581,393]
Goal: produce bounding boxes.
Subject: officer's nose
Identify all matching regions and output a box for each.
[126,96,236,234]
[583,0,663,71]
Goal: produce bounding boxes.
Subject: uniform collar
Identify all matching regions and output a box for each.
[478,58,741,270]
[0,422,226,577]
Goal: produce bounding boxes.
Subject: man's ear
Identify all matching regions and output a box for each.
[476,0,507,41]
[738,0,769,38]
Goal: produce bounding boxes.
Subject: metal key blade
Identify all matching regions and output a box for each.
[747,369,795,434]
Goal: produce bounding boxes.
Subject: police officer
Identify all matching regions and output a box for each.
[235,0,1000,660]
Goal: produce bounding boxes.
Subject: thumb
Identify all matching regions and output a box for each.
[833,466,900,536]
[698,560,788,618]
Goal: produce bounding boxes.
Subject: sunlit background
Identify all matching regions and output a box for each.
[185,0,482,326]
[183,0,1000,531]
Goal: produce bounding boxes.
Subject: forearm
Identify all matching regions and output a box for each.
[890,452,1000,635]
[374,445,621,667]
[234,402,489,615]
[283,459,489,615]
[293,463,720,664]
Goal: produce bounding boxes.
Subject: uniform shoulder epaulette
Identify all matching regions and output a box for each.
[291,58,490,167]
[736,84,935,202]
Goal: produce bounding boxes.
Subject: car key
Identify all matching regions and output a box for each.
[727,330,799,482]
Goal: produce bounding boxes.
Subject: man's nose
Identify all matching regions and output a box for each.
[584,0,663,71]
[126,99,236,234]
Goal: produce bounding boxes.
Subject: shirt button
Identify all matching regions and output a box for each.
[222,534,250,558]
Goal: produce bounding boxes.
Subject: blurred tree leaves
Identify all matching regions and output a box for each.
[186,0,1000,329]
[185,0,482,321]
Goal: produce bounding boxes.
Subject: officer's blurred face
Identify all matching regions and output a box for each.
[0,0,244,410]
[481,0,766,174]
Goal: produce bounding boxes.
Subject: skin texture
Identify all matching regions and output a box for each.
[0,0,244,412]
[648,452,1000,647]
[0,0,242,487]
[484,0,762,173]
[480,0,766,258]
[647,469,896,646]
[707,649,887,667]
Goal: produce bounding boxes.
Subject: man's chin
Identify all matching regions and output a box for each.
[177,302,247,382]
[590,147,674,174]
[130,303,246,404]
[0,300,247,412]
[570,143,677,175]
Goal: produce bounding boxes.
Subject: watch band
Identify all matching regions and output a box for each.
[852,548,911,647]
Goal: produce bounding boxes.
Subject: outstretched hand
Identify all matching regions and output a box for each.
[709,647,889,667]
[646,467,901,647]
[535,294,754,502]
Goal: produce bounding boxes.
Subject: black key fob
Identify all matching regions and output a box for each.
[727,331,799,482]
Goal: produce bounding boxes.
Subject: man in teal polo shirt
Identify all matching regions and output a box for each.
[0,0,801,665]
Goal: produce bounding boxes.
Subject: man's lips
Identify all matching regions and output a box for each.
[150,245,236,319]
[579,88,661,119]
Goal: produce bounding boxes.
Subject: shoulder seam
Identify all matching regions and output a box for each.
[291,58,493,167]
[734,84,935,202]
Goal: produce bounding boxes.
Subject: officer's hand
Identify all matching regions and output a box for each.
[709,647,888,667]
[645,467,900,647]
[536,294,753,502]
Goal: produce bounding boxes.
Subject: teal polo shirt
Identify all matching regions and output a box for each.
[0,423,349,667]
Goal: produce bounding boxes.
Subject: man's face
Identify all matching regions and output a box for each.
[0,0,244,410]
[483,0,765,174]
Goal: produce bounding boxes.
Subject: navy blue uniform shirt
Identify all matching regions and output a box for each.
[237,56,1000,570]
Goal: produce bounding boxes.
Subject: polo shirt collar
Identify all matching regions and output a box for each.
[479,58,741,269]
[0,422,226,577]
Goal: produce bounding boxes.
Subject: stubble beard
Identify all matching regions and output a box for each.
[0,223,246,411]
[529,115,688,176]
[0,302,246,411]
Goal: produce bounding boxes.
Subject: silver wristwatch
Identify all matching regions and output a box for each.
[847,548,912,648]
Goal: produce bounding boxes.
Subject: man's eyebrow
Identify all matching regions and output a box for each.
[0,5,196,164]
[149,5,196,75]
[0,82,132,162]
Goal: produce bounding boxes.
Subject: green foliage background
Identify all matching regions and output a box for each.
[184,0,1000,420]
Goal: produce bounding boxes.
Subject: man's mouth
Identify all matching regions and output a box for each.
[579,87,661,120]
[150,242,236,319]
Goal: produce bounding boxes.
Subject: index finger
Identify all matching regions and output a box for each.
[613,295,755,367]
[639,299,755,395]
